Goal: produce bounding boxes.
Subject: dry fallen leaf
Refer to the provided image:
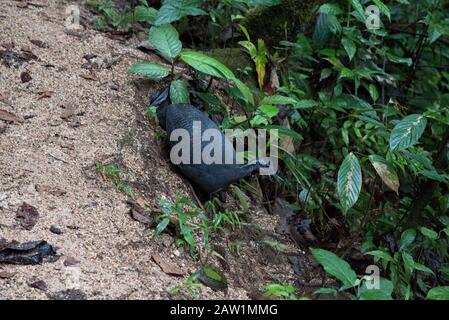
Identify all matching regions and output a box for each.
[80,73,97,81]
[35,184,66,196]
[37,90,53,100]
[16,202,39,231]
[136,197,147,208]
[29,39,48,48]
[0,271,15,279]
[152,255,184,277]
[0,109,23,123]
[20,71,32,83]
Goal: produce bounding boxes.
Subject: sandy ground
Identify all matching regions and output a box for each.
[0,0,302,300]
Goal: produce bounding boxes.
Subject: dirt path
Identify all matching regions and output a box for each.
[0,0,302,300]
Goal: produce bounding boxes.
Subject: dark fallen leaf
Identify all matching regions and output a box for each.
[37,90,53,100]
[197,265,228,291]
[83,53,97,61]
[20,71,32,83]
[0,109,23,123]
[152,255,184,277]
[0,271,15,279]
[130,209,153,225]
[81,62,98,70]
[0,240,59,265]
[127,200,156,226]
[288,255,304,276]
[80,73,97,81]
[29,39,48,48]
[35,184,66,196]
[64,256,79,267]
[49,225,63,235]
[20,48,38,61]
[28,279,47,291]
[16,202,39,230]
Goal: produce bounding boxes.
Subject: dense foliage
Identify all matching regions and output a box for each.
[89,0,449,300]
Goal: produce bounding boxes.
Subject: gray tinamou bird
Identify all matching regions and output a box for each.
[150,88,269,196]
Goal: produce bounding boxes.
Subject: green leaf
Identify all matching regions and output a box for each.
[197,265,228,291]
[170,80,190,104]
[260,95,298,106]
[310,248,357,288]
[337,152,362,213]
[427,287,449,300]
[368,155,400,194]
[341,37,356,61]
[400,229,416,251]
[154,0,206,26]
[129,62,170,79]
[295,99,319,109]
[251,105,279,126]
[155,217,170,235]
[232,77,255,106]
[350,0,366,19]
[387,53,412,66]
[414,262,435,276]
[389,114,427,151]
[420,227,439,240]
[372,0,391,20]
[366,250,394,263]
[149,24,182,59]
[180,50,235,79]
[134,5,158,24]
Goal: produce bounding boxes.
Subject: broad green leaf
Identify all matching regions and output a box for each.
[260,95,298,106]
[262,125,302,140]
[149,24,182,59]
[197,265,228,291]
[129,62,170,79]
[369,155,400,194]
[337,153,362,213]
[387,53,412,66]
[341,37,356,61]
[400,229,416,251]
[402,252,415,274]
[427,287,449,300]
[310,248,357,288]
[231,77,255,106]
[170,80,190,104]
[366,250,394,263]
[368,84,379,102]
[350,0,366,19]
[180,50,235,79]
[389,114,427,151]
[414,262,435,276]
[154,0,206,26]
[373,0,391,20]
[420,227,438,240]
[295,99,319,109]
[251,105,279,126]
[134,5,158,24]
